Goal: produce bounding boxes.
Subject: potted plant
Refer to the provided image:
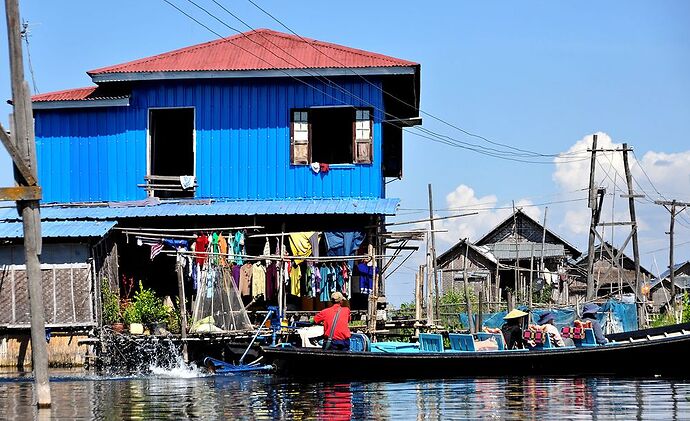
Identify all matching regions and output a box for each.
[132,281,169,335]
[122,301,143,334]
[101,278,124,332]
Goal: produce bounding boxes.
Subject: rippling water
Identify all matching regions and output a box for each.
[1,369,689,420]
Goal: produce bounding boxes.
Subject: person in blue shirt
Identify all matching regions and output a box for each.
[581,303,608,344]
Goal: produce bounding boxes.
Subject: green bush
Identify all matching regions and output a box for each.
[132,281,169,324]
[101,278,121,324]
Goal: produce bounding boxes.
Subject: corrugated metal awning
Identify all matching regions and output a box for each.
[0,198,399,221]
[0,220,117,239]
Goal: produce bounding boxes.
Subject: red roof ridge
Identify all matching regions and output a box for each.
[255,28,418,66]
[88,28,417,75]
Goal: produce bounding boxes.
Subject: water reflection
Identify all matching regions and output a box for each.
[0,370,689,420]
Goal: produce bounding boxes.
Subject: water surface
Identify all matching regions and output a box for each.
[0,369,688,420]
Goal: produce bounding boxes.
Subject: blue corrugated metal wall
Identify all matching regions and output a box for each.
[34,77,385,204]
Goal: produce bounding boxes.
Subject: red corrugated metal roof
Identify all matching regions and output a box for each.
[32,87,98,102]
[31,86,129,102]
[88,29,418,75]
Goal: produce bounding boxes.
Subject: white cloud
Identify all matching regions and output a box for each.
[435,184,539,247]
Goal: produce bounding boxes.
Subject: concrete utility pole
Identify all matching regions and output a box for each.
[586,134,599,301]
[428,184,440,321]
[622,144,645,328]
[655,200,690,304]
[1,0,51,407]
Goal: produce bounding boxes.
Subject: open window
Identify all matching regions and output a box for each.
[290,107,372,165]
[148,108,195,198]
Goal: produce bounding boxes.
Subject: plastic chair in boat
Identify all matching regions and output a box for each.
[475,332,506,350]
[448,333,475,351]
[349,333,371,352]
[419,333,444,352]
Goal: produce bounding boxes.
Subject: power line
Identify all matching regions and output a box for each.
[244,0,586,160]
[167,0,589,165]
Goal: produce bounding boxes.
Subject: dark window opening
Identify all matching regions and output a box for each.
[149,108,194,198]
[311,107,354,164]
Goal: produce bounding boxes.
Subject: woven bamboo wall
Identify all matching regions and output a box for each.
[0,333,89,367]
[0,264,94,326]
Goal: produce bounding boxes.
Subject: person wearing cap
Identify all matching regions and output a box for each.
[536,312,566,347]
[581,303,608,344]
[501,309,529,350]
[314,291,352,351]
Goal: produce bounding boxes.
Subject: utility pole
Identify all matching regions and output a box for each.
[586,134,599,301]
[428,184,440,321]
[655,200,690,304]
[622,143,645,328]
[2,0,51,407]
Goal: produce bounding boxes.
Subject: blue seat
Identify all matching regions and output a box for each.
[448,333,475,351]
[349,333,370,352]
[419,333,444,352]
[475,332,505,350]
[573,328,598,347]
[370,341,419,353]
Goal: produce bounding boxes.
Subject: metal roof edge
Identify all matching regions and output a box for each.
[32,97,130,110]
[90,67,416,83]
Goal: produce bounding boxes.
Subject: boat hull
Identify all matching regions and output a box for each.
[262,333,690,379]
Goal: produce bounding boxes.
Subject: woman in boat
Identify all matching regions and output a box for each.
[581,303,608,344]
[501,309,529,349]
[536,312,566,347]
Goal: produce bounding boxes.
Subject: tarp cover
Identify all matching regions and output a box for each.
[459,300,638,333]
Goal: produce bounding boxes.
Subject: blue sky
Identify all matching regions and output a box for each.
[1,1,689,305]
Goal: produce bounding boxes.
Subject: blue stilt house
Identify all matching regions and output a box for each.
[0,29,421,330]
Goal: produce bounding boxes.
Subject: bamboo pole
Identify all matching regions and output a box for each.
[462,239,474,333]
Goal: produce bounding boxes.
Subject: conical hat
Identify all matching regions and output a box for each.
[504,309,528,320]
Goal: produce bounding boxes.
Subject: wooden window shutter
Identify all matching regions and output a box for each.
[291,110,310,165]
[354,109,372,164]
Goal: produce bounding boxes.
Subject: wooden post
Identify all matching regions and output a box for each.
[512,202,520,303]
[654,200,689,309]
[540,207,548,293]
[462,239,474,333]
[586,135,599,301]
[428,184,440,321]
[367,243,378,334]
[176,255,189,362]
[3,0,50,407]
[622,143,645,328]
[494,266,501,312]
[278,223,285,322]
[414,268,422,336]
[476,290,484,333]
[529,244,534,309]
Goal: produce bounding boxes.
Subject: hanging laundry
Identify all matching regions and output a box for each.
[150,243,164,260]
[265,262,277,301]
[310,162,320,174]
[289,264,301,297]
[192,262,199,291]
[288,232,315,264]
[335,265,345,293]
[319,264,330,302]
[211,233,220,265]
[218,233,228,267]
[163,238,188,249]
[231,263,241,288]
[206,267,216,299]
[239,263,253,296]
[324,232,366,271]
[314,264,322,296]
[252,262,267,297]
[320,163,329,173]
[233,231,245,265]
[309,232,321,258]
[194,234,209,266]
[263,238,271,266]
[356,261,378,295]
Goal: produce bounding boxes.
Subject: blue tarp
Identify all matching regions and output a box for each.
[459,300,638,333]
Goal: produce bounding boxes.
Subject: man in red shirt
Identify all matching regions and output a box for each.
[314,292,351,350]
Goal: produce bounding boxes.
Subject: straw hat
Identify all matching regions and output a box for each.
[503,309,528,320]
[331,291,345,302]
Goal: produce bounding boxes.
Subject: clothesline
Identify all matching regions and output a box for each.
[115,225,263,233]
[163,249,395,262]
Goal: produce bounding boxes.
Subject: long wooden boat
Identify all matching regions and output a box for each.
[261,326,690,379]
